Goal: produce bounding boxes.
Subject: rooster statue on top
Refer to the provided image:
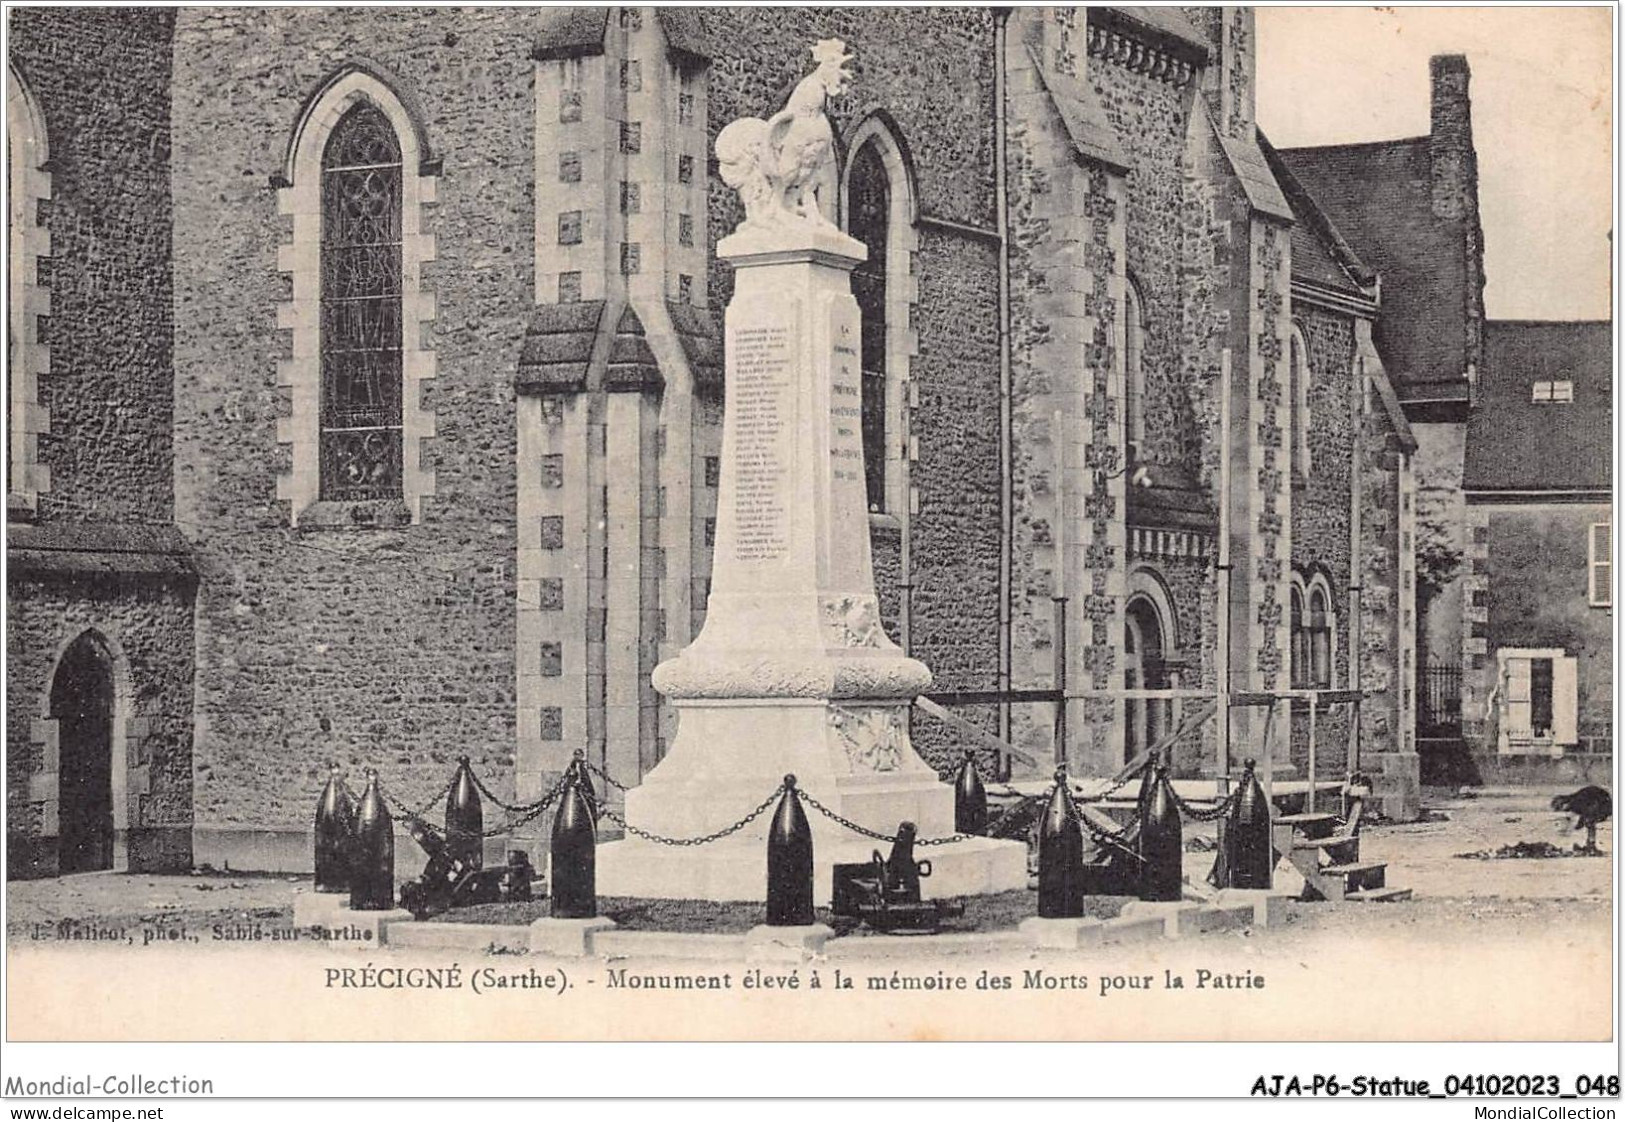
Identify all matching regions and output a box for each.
[716,39,854,232]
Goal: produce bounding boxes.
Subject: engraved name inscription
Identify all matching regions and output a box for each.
[830,330,863,484]
[731,324,793,561]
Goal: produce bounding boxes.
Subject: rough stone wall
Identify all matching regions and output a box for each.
[1156,553,1218,774]
[7,10,197,876]
[7,8,177,525]
[1287,303,1355,772]
[1086,23,1226,775]
[1088,31,1207,479]
[6,575,195,877]
[1005,8,1132,774]
[172,8,533,832]
[1414,422,1468,671]
[1358,408,1404,764]
[905,226,1004,768]
[1468,504,1613,750]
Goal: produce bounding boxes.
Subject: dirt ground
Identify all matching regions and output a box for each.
[5,787,1612,952]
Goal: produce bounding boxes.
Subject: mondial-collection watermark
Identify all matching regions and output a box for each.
[3,1076,214,1097]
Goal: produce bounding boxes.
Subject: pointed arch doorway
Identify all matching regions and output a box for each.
[52,632,116,873]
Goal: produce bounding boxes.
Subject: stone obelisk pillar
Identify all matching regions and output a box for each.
[595,41,1024,902]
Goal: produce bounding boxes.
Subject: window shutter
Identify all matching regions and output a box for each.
[1552,656,1579,746]
[1589,522,1612,607]
[1501,656,1533,746]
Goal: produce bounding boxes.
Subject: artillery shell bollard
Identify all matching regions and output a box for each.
[766,775,814,927]
[1138,765,1184,902]
[445,756,483,870]
[1037,766,1085,918]
[953,750,988,836]
[349,771,397,911]
[313,767,356,894]
[1227,759,1272,890]
[550,769,598,919]
[568,747,599,817]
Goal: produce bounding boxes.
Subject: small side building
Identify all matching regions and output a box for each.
[1457,320,1612,784]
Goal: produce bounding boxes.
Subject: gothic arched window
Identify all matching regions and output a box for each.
[847,140,890,514]
[1290,581,1309,689]
[276,66,437,526]
[1124,277,1146,462]
[1289,325,1312,482]
[320,103,403,502]
[1308,583,1333,689]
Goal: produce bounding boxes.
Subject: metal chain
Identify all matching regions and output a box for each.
[1079,811,1135,845]
[1074,766,1143,806]
[1171,785,1241,823]
[498,773,574,834]
[381,771,570,840]
[596,783,786,848]
[581,758,630,793]
[464,765,553,815]
[394,775,455,822]
[793,786,976,848]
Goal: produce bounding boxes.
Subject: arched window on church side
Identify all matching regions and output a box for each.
[1308,582,1333,689]
[1290,580,1309,690]
[1289,325,1312,483]
[1124,278,1146,463]
[320,104,404,502]
[847,141,890,514]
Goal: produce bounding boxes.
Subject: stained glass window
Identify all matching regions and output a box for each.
[848,142,889,514]
[319,103,402,502]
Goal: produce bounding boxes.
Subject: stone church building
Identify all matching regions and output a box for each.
[8,6,1428,877]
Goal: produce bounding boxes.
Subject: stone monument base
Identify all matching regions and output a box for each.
[597,832,1025,903]
[595,698,1026,901]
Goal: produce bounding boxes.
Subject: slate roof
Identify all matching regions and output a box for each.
[1277,137,1474,402]
[1464,320,1612,495]
[517,300,603,393]
[1215,129,1292,225]
[604,305,662,392]
[1259,133,1375,299]
[532,8,610,61]
[668,302,723,388]
[1028,45,1129,174]
[1126,462,1216,533]
[658,9,714,64]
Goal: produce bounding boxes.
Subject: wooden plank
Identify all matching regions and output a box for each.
[1108,700,1218,784]
[913,696,1040,769]
[924,688,1060,706]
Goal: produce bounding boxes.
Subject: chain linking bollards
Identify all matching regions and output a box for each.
[953,750,988,836]
[1038,766,1085,918]
[1227,759,1272,889]
[550,767,598,919]
[1138,764,1184,902]
[445,757,483,869]
[349,769,397,911]
[766,775,814,926]
[313,766,356,894]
